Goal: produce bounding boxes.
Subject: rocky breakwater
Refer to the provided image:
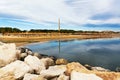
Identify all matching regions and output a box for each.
[0,42,120,80]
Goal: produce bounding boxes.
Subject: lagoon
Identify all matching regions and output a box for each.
[25,38,120,71]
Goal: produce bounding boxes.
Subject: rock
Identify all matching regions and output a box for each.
[23,73,38,80]
[84,64,110,72]
[40,65,66,79]
[19,47,32,53]
[24,55,45,74]
[19,47,26,53]
[23,73,46,80]
[84,64,92,70]
[50,77,58,80]
[0,42,4,45]
[91,67,110,72]
[27,51,33,55]
[57,74,69,80]
[66,62,89,75]
[0,43,17,67]
[34,52,42,59]
[71,71,103,80]
[94,71,120,80]
[40,58,54,68]
[55,58,68,65]
[0,72,15,80]
[0,60,32,79]
[36,76,47,80]
[20,53,28,61]
[116,67,120,72]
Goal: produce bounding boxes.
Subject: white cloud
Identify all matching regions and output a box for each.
[0,0,120,27]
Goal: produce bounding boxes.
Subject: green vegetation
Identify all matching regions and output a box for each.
[0,27,120,34]
[0,27,21,34]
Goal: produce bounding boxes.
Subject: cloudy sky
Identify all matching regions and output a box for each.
[0,0,120,31]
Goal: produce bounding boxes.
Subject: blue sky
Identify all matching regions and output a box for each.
[0,0,120,31]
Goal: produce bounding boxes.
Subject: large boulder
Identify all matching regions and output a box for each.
[24,55,46,74]
[94,72,120,80]
[71,71,103,80]
[40,65,66,79]
[0,60,32,79]
[0,43,17,67]
[66,62,89,75]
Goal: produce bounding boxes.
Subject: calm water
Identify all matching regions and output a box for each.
[25,38,120,71]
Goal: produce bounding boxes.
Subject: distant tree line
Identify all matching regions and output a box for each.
[29,29,76,33]
[0,27,21,33]
[0,27,119,34]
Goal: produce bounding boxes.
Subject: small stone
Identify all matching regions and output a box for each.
[20,47,26,53]
[57,74,69,80]
[34,52,42,59]
[20,53,27,61]
[84,64,92,70]
[116,67,120,72]
[40,58,54,68]
[27,51,33,55]
[55,58,68,65]
[91,67,110,72]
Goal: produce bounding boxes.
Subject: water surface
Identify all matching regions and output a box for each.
[25,38,120,70]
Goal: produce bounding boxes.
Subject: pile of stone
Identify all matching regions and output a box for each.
[0,42,120,80]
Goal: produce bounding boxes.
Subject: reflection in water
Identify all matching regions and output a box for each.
[58,40,61,54]
[25,38,120,71]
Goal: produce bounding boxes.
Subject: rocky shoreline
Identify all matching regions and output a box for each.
[0,42,120,80]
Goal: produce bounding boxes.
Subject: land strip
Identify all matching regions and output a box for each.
[0,32,120,46]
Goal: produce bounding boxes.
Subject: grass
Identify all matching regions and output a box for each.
[0,34,120,46]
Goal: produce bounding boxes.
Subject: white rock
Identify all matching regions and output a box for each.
[23,73,38,80]
[40,65,66,78]
[23,73,47,80]
[91,67,110,72]
[0,43,17,67]
[20,53,27,58]
[0,60,32,79]
[71,71,103,80]
[25,55,45,74]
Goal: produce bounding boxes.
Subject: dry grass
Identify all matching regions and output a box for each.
[1,34,119,47]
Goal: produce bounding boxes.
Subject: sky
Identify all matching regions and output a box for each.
[0,0,120,31]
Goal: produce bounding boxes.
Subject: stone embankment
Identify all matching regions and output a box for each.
[0,42,120,80]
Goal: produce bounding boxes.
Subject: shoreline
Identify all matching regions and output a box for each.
[1,35,120,47]
[0,42,120,80]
